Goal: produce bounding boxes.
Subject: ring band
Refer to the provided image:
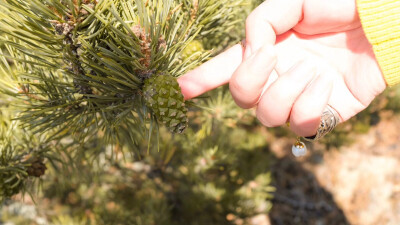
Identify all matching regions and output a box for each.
[304,105,340,141]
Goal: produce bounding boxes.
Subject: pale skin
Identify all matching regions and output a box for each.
[178,0,387,137]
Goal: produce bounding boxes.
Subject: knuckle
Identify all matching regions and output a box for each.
[229,78,257,109]
[256,112,273,127]
[229,76,244,93]
[233,98,255,109]
[256,107,282,128]
[229,77,246,98]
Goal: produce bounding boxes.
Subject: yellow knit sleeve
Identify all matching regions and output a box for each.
[357,0,400,86]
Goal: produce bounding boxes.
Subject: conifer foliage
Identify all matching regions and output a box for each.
[0,0,214,138]
[0,0,249,204]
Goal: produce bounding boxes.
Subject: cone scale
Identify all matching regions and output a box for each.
[143,73,188,133]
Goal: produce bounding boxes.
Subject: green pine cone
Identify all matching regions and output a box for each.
[143,73,188,133]
[182,40,204,60]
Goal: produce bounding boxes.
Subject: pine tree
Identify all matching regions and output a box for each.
[0,0,269,210]
[0,1,276,222]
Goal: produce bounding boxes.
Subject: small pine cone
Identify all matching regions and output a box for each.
[143,73,188,133]
[27,158,47,177]
[182,40,204,60]
[131,25,146,40]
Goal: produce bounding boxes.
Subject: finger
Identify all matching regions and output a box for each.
[256,61,317,127]
[294,0,359,34]
[178,44,243,100]
[327,72,366,122]
[244,0,303,58]
[290,74,333,137]
[230,44,277,109]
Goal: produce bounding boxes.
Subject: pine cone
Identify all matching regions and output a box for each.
[143,73,188,133]
[26,158,47,177]
[182,40,204,60]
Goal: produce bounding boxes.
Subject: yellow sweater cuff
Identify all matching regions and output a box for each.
[357,0,400,86]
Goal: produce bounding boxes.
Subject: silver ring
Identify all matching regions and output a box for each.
[304,105,340,142]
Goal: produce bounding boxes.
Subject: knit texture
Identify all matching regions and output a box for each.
[357,0,400,86]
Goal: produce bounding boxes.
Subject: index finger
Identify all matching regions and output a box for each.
[178,44,243,100]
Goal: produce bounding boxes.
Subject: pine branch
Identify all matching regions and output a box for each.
[0,98,51,201]
[0,0,242,147]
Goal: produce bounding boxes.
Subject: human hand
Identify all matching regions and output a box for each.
[178,0,387,137]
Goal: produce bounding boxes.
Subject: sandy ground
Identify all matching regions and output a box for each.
[266,113,400,225]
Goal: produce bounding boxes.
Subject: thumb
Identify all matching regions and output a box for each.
[244,0,303,58]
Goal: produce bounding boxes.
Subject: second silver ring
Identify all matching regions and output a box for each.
[303,105,340,142]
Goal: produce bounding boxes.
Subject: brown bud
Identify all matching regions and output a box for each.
[27,158,47,177]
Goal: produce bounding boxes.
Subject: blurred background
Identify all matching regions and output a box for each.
[2,86,400,225]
